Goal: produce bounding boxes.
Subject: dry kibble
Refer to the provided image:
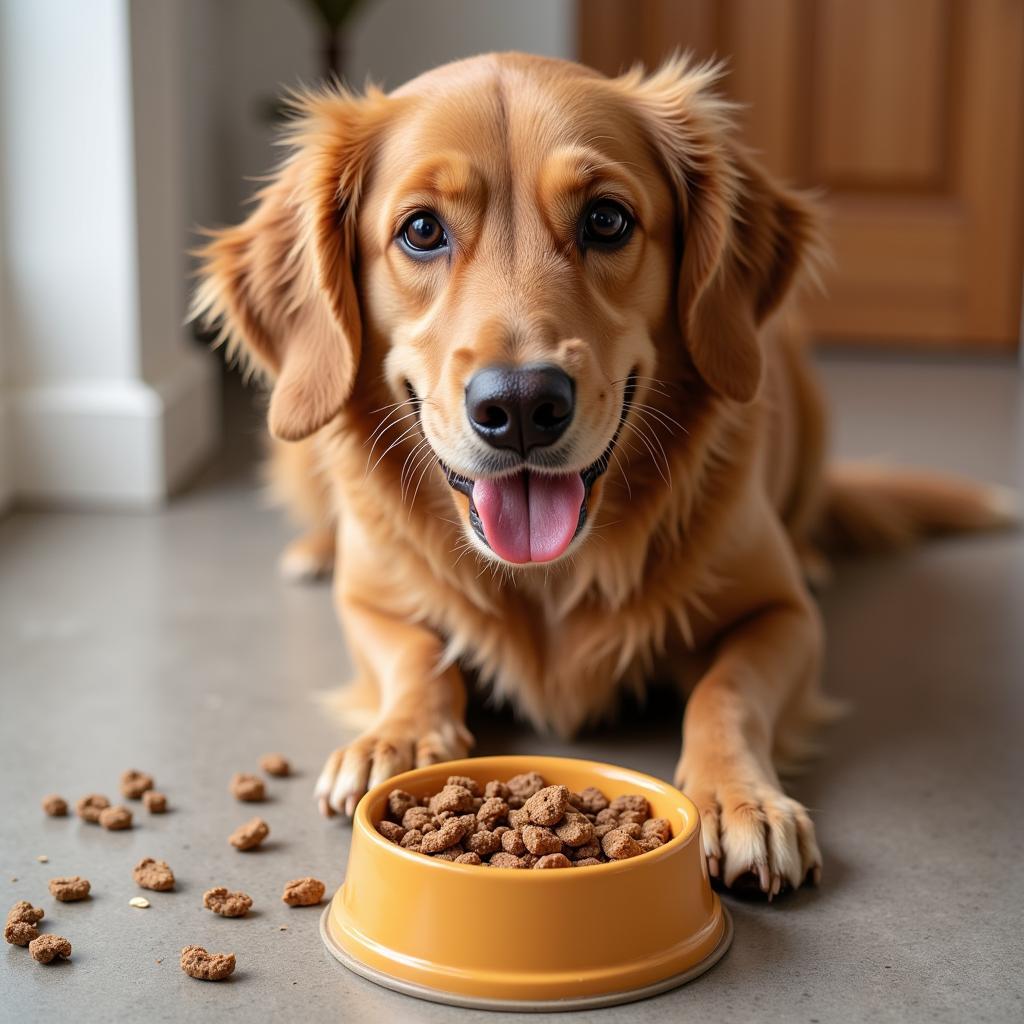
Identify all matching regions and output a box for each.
[428,784,474,816]
[401,806,433,832]
[507,771,546,800]
[610,793,650,825]
[488,852,526,869]
[203,887,253,918]
[521,825,562,856]
[555,811,594,848]
[29,934,71,964]
[180,945,235,981]
[388,789,418,822]
[377,820,405,843]
[507,807,530,829]
[41,795,67,817]
[601,829,644,860]
[99,805,133,830]
[230,772,265,802]
[382,778,669,867]
[400,829,424,851]
[76,794,109,823]
[476,797,509,830]
[142,791,167,813]
[465,829,502,857]
[4,920,38,945]
[420,816,471,854]
[484,780,510,801]
[282,878,325,907]
[133,858,175,891]
[7,900,44,925]
[49,876,91,902]
[260,753,291,777]
[120,770,154,800]
[229,817,269,851]
[576,786,610,815]
[523,785,570,827]
[534,853,573,869]
[129,897,150,909]
[445,775,482,797]
[642,818,672,846]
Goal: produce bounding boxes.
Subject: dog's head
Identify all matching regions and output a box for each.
[195,54,815,568]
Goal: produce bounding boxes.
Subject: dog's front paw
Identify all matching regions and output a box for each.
[313,718,474,818]
[677,770,821,899]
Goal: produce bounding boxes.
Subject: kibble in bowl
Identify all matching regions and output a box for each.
[321,755,731,1010]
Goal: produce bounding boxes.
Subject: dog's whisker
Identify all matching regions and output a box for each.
[407,446,441,511]
[366,422,423,479]
[399,438,434,498]
[625,419,672,489]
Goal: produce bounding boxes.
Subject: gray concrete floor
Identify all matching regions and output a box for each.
[1,354,1022,1023]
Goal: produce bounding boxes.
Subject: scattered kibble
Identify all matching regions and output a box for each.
[376,775,670,868]
[129,897,150,909]
[36,854,48,863]
[203,887,252,918]
[76,794,110,823]
[281,878,325,907]
[49,876,91,902]
[120,770,155,800]
[41,795,68,817]
[228,817,269,851]
[180,945,235,981]
[142,790,167,813]
[5,900,45,946]
[132,858,175,892]
[259,753,290,777]
[230,773,265,802]
[29,934,72,964]
[99,805,133,830]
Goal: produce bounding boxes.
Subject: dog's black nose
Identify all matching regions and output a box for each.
[465,364,575,456]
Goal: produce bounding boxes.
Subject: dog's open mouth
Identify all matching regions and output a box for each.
[430,374,636,565]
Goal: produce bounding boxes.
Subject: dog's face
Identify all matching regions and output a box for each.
[195,55,813,568]
[358,61,678,565]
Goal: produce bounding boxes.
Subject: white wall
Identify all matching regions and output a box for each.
[0,0,217,508]
[187,0,575,221]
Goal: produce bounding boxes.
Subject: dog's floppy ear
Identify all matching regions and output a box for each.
[193,88,384,441]
[620,58,818,403]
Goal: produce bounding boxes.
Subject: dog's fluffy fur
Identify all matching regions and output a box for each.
[194,54,1012,895]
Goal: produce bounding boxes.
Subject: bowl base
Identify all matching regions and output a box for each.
[319,903,732,1013]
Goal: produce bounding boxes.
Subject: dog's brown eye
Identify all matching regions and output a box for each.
[400,212,447,254]
[582,200,633,248]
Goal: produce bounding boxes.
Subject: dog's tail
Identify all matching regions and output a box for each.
[818,461,1018,553]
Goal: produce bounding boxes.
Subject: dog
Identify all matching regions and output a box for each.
[194,53,1011,895]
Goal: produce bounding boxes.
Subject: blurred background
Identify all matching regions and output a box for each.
[0,0,1020,509]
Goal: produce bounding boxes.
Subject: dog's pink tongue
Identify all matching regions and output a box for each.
[473,472,585,564]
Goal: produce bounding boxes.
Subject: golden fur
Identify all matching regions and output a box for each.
[194,53,1012,895]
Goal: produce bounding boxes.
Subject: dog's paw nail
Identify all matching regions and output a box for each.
[318,797,335,819]
[757,864,771,893]
[344,794,359,818]
[811,865,822,886]
[770,875,782,898]
[707,856,720,878]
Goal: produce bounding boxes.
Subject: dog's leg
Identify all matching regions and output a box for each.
[314,594,474,818]
[674,510,826,897]
[265,434,338,582]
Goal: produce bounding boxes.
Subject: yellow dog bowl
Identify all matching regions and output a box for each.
[321,755,731,1011]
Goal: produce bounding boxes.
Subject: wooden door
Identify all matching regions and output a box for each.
[580,0,1024,350]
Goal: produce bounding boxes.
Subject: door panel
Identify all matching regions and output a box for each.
[579,0,1024,349]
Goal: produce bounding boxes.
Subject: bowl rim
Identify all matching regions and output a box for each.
[352,754,701,880]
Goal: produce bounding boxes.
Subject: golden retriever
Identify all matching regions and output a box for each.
[194,53,1010,895]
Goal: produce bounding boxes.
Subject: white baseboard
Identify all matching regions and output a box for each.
[0,392,12,513]
[8,350,219,507]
